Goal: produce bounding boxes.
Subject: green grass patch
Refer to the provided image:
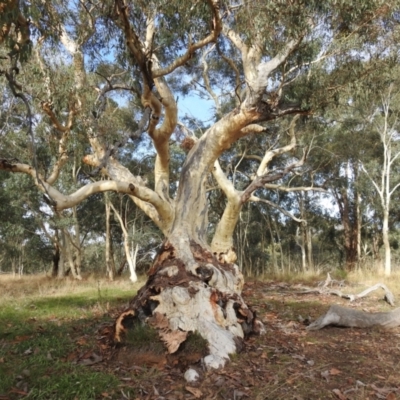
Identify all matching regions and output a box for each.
[125,323,165,354]
[0,278,138,399]
[181,331,209,353]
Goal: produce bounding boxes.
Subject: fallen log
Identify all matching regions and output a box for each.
[307,304,400,330]
[297,276,395,306]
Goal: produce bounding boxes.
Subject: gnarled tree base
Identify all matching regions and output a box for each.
[114,241,265,369]
[307,305,400,330]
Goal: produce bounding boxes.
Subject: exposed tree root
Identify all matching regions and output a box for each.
[114,241,265,369]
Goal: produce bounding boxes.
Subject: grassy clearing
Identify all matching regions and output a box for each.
[0,275,143,400]
[1,271,400,399]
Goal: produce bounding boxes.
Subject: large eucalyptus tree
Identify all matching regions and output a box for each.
[0,0,397,367]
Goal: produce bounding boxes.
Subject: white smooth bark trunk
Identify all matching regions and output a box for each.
[109,202,138,283]
[382,208,391,276]
[124,240,138,283]
[105,198,115,281]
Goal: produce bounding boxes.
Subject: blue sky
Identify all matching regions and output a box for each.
[178,94,215,123]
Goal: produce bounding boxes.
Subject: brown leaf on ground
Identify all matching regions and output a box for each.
[185,386,202,398]
[330,368,341,375]
[332,388,347,400]
[76,337,88,346]
[11,335,31,344]
[9,388,28,396]
[159,329,188,353]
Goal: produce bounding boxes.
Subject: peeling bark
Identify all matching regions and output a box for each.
[114,241,265,368]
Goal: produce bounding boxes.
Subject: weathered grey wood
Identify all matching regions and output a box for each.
[307,305,400,330]
[297,280,395,306]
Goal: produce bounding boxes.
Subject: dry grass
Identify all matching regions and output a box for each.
[347,269,400,288]
[0,273,145,302]
[256,268,400,293]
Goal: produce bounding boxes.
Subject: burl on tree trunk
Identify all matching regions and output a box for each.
[114,241,265,369]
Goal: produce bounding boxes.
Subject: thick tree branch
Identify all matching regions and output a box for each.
[0,159,166,211]
[114,0,154,88]
[210,160,241,257]
[83,155,173,233]
[89,108,151,177]
[223,27,254,81]
[149,77,178,201]
[212,159,237,199]
[245,37,304,109]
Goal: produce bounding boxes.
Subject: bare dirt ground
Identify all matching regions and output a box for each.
[95,279,400,400]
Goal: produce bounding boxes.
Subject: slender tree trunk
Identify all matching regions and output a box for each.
[295,226,307,273]
[128,243,139,283]
[58,230,66,278]
[306,226,313,271]
[64,230,81,280]
[335,186,359,271]
[123,236,138,283]
[109,201,138,283]
[382,208,391,276]
[72,206,82,278]
[105,197,116,280]
[265,213,278,273]
[52,242,60,278]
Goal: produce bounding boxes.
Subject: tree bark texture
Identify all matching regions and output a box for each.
[115,240,265,368]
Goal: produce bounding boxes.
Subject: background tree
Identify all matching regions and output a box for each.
[359,82,400,276]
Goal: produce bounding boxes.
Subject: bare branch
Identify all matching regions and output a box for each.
[241,150,307,203]
[202,45,220,113]
[257,115,299,176]
[152,0,222,78]
[250,195,305,223]
[217,44,242,106]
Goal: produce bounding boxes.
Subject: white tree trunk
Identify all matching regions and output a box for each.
[105,197,116,281]
[295,226,307,272]
[109,201,138,283]
[127,242,138,283]
[382,208,391,276]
